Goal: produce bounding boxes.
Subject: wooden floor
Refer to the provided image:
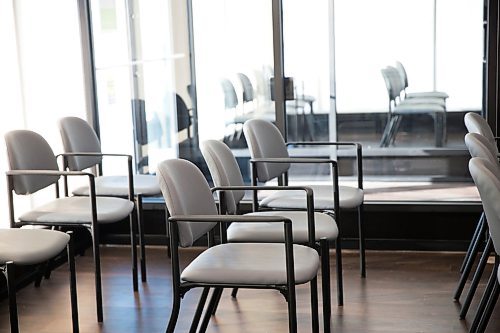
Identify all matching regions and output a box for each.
[1,246,500,333]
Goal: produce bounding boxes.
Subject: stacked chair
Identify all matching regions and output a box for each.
[4,129,135,322]
[1,229,79,332]
[243,118,366,279]
[156,158,322,333]
[200,139,339,332]
[58,116,162,285]
[380,64,447,147]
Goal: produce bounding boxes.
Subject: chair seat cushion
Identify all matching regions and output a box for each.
[406,91,449,99]
[73,174,161,197]
[0,229,69,265]
[399,97,446,107]
[393,103,445,113]
[260,185,364,210]
[228,211,338,243]
[181,243,319,285]
[19,196,134,224]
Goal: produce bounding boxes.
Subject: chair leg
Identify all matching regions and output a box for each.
[165,288,182,333]
[231,288,238,298]
[4,262,19,333]
[310,277,319,333]
[210,287,223,315]
[189,287,210,333]
[199,287,223,333]
[67,232,80,333]
[470,257,498,332]
[454,218,487,300]
[358,204,366,278]
[460,213,485,273]
[90,226,104,322]
[460,237,492,319]
[129,209,139,292]
[136,195,147,283]
[287,284,298,333]
[320,238,332,333]
[476,280,500,333]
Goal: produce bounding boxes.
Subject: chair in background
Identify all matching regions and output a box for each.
[200,139,339,332]
[464,112,500,152]
[395,61,449,100]
[220,78,247,144]
[58,116,162,286]
[468,157,500,333]
[380,66,446,147]
[157,158,321,333]
[1,229,78,333]
[5,129,135,322]
[236,73,255,113]
[176,93,193,144]
[243,119,367,278]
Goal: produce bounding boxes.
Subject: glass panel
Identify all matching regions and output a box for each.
[192,0,275,181]
[90,0,177,175]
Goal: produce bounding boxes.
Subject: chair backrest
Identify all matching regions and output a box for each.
[465,133,498,167]
[220,78,239,109]
[381,67,402,105]
[395,61,409,90]
[200,140,245,214]
[237,73,254,103]
[58,117,103,171]
[156,159,218,247]
[243,119,290,182]
[176,93,191,133]
[469,157,500,254]
[4,130,60,195]
[464,112,497,152]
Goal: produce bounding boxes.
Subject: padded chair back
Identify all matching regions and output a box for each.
[4,130,60,195]
[469,157,500,253]
[243,119,290,182]
[465,133,499,168]
[200,140,245,214]
[464,112,497,152]
[237,73,254,103]
[58,117,103,171]
[157,159,218,247]
[395,61,409,90]
[176,94,191,133]
[220,78,239,109]
[381,67,400,104]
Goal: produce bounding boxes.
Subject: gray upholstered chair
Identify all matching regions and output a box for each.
[4,129,135,322]
[201,139,339,331]
[243,118,366,278]
[455,133,499,319]
[58,116,161,285]
[464,112,499,154]
[468,157,500,333]
[1,229,78,333]
[157,158,321,333]
[395,61,449,100]
[380,66,446,147]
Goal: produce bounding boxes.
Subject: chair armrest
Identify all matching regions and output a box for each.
[6,169,93,177]
[56,152,134,200]
[169,214,291,224]
[212,185,316,244]
[286,141,363,189]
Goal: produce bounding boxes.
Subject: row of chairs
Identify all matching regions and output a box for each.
[380,62,448,147]
[3,117,162,332]
[161,118,365,332]
[455,112,500,332]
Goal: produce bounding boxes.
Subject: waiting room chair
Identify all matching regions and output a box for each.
[243,118,367,278]
[395,61,449,100]
[5,129,135,322]
[157,158,321,333]
[468,157,500,333]
[380,66,446,147]
[464,112,500,153]
[1,229,78,333]
[201,139,339,331]
[455,133,499,320]
[58,116,161,285]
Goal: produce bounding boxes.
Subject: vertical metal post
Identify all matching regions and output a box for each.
[485,0,499,131]
[432,0,437,91]
[272,0,287,139]
[186,0,199,147]
[328,0,338,148]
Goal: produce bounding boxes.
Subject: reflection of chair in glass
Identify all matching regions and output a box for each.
[1,229,79,332]
[176,93,193,143]
[380,66,446,147]
[243,119,366,279]
[468,157,500,333]
[5,129,135,322]
[220,78,246,143]
[395,61,449,100]
[200,139,339,331]
[157,158,321,333]
[58,116,162,287]
[236,73,255,112]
